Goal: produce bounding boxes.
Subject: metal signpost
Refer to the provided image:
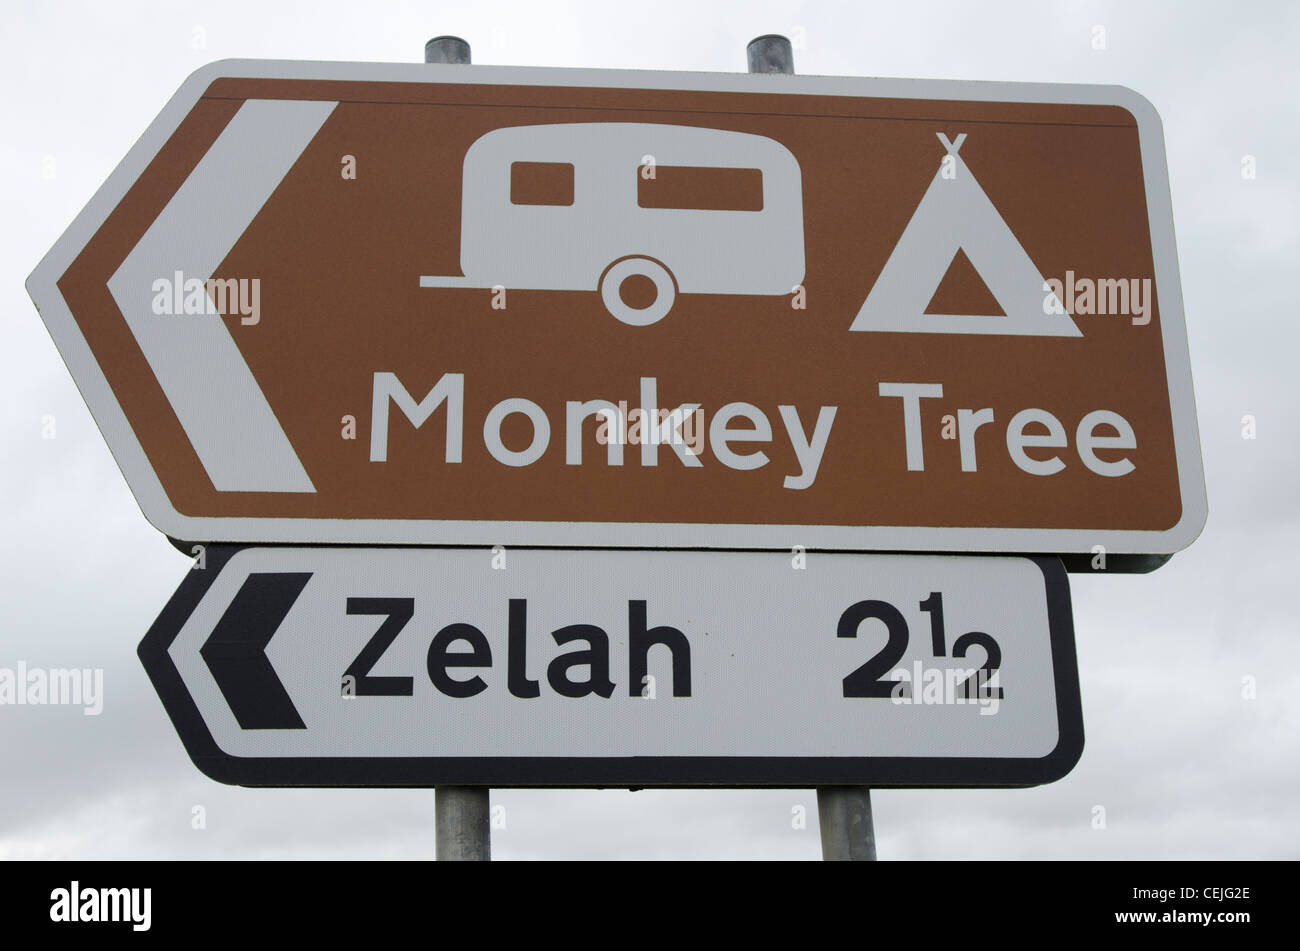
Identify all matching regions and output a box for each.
[745,32,881,861]
[27,31,1205,861]
[423,33,488,863]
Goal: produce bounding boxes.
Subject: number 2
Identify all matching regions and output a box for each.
[838,600,911,699]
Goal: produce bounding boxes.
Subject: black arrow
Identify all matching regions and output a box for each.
[200,572,312,730]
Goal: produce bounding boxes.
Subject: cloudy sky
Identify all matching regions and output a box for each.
[3,0,1297,859]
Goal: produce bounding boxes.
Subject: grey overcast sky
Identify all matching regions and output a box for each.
[3,0,1298,859]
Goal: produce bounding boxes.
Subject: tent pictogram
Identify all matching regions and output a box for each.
[850,133,1080,337]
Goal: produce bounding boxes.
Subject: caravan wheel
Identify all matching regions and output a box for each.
[600,256,676,326]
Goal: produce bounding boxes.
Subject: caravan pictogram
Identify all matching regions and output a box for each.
[419,122,805,325]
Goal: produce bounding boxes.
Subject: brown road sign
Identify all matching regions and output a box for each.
[27,60,1205,556]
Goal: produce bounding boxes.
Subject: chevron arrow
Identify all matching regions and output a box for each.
[199,572,312,730]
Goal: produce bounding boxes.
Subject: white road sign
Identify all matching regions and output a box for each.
[140,546,1082,786]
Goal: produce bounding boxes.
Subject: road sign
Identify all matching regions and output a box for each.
[139,546,1082,786]
[29,60,1205,558]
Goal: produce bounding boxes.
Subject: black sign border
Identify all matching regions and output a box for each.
[139,545,1084,788]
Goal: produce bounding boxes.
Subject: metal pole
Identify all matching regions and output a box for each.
[744,32,876,861]
[435,786,491,861]
[424,33,488,862]
[817,787,878,861]
[425,35,471,65]
[746,34,794,74]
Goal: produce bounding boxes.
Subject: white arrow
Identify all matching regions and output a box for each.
[107,98,335,492]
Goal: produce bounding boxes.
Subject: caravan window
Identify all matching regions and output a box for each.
[511,162,575,206]
[638,166,764,211]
